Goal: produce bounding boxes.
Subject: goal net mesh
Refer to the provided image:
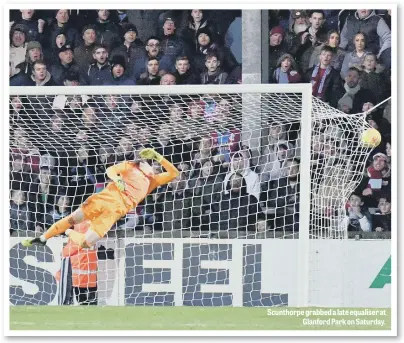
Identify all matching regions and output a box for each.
[9,89,372,306]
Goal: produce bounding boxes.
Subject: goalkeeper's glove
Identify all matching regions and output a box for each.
[114,176,126,192]
[139,148,163,162]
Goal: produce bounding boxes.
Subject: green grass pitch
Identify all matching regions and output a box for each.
[10,306,391,331]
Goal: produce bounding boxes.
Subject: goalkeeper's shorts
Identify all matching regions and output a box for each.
[80,185,128,238]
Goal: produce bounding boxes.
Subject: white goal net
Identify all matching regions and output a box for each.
[9,85,373,307]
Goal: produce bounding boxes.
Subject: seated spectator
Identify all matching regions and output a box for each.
[359,54,388,103]
[294,10,328,73]
[46,10,81,51]
[46,194,71,227]
[10,24,27,75]
[260,142,295,183]
[223,150,260,201]
[339,10,391,69]
[74,25,97,70]
[210,173,261,233]
[372,194,391,232]
[103,55,135,85]
[111,23,144,77]
[19,60,57,86]
[193,27,238,74]
[10,153,31,192]
[81,44,112,85]
[95,145,116,186]
[303,45,344,108]
[173,56,200,84]
[340,32,371,79]
[268,26,289,78]
[200,53,228,84]
[10,190,33,235]
[49,45,81,85]
[10,40,43,86]
[115,137,134,162]
[270,53,301,84]
[180,10,220,54]
[137,57,161,85]
[11,10,45,43]
[159,17,189,72]
[94,10,121,52]
[344,191,372,232]
[160,73,176,85]
[308,30,346,72]
[337,67,376,114]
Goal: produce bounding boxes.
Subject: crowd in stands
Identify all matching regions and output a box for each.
[9,9,392,237]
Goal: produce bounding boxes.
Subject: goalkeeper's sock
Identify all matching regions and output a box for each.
[43,216,73,241]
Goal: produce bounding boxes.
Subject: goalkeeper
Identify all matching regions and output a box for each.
[22,148,179,248]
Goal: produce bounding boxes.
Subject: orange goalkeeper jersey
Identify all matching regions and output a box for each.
[106,158,179,210]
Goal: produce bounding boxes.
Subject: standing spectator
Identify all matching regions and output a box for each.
[49,45,80,85]
[94,10,121,52]
[200,53,228,85]
[46,10,81,50]
[10,24,27,75]
[10,190,34,235]
[159,17,188,72]
[359,54,388,104]
[339,10,391,69]
[45,33,68,64]
[126,10,164,43]
[19,60,58,86]
[103,55,135,85]
[268,26,289,78]
[111,23,144,77]
[136,57,161,85]
[303,45,344,108]
[74,25,97,70]
[308,30,346,72]
[285,10,309,55]
[173,56,200,84]
[11,41,43,86]
[270,53,301,84]
[295,10,328,73]
[82,45,112,85]
[340,32,371,80]
[11,10,45,43]
[180,10,220,54]
[337,67,376,114]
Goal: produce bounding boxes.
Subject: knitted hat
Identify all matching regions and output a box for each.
[270,26,285,37]
[291,10,307,19]
[58,44,73,53]
[13,24,27,34]
[121,23,138,35]
[111,55,126,69]
[26,41,42,51]
[82,24,97,35]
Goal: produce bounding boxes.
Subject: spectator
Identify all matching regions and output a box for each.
[366,110,391,142]
[180,10,220,54]
[173,56,200,84]
[11,10,45,43]
[45,33,68,64]
[193,28,238,74]
[309,30,346,72]
[200,53,228,85]
[337,67,376,114]
[160,73,176,85]
[82,45,112,85]
[103,55,135,85]
[19,60,57,86]
[340,32,371,80]
[10,41,43,86]
[372,194,391,232]
[10,153,31,192]
[225,64,242,84]
[94,10,121,52]
[10,24,27,75]
[303,45,344,108]
[49,45,81,85]
[210,173,261,232]
[285,10,309,55]
[10,190,34,235]
[344,191,372,232]
[295,10,328,73]
[46,194,71,227]
[359,54,388,104]
[339,10,391,69]
[46,10,81,50]
[223,150,260,202]
[260,141,295,183]
[111,23,144,77]
[268,26,289,78]
[270,53,301,84]
[137,57,161,85]
[74,25,97,70]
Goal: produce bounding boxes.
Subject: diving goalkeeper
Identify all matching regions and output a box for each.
[22,148,179,248]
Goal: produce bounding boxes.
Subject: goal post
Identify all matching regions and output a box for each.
[9,84,375,308]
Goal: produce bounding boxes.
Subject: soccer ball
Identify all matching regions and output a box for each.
[361,128,381,148]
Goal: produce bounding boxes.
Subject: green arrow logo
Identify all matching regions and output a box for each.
[370,256,391,288]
